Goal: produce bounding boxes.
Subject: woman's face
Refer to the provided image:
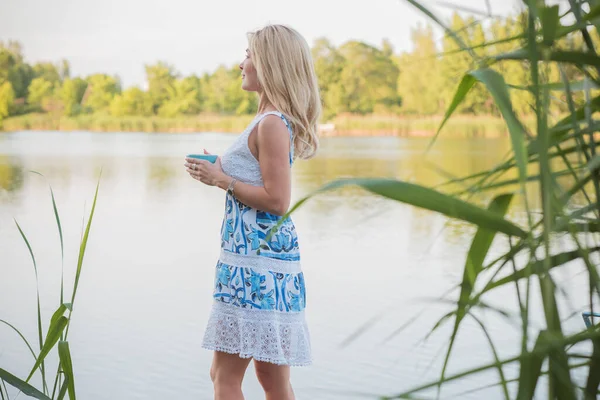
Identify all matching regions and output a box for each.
[239,49,260,92]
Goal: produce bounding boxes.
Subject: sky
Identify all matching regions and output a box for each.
[0,0,524,88]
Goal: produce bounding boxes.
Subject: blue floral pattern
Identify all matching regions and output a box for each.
[220,197,301,261]
[213,261,306,312]
[203,112,311,366]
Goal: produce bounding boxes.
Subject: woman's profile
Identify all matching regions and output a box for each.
[184,24,321,400]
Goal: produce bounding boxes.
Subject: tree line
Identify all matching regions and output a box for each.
[0,13,591,125]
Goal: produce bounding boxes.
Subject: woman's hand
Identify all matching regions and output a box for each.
[185,149,228,187]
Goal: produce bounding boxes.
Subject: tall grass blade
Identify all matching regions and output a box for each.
[469,69,529,187]
[470,314,510,400]
[13,219,47,392]
[391,328,600,398]
[26,316,68,382]
[516,330,549,399]
[585,336,600,400]
[282,178,527,238]
[438,194,513,395]
[0,319,38,361]
[0,369,50,400]
[494,49,600,66]
[428,75,476,152]
[69,173,101,310]
[57,341,75,400]
[56,377,69,400]
[484,247,600,292]
[30,172,65,304]
[540,5,561,46]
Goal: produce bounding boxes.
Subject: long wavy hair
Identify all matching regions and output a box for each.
[248,24,321,160]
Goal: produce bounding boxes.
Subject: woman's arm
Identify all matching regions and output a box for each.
[186,115,292,216]
[218,115,291,216]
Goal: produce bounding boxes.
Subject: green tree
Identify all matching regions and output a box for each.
[312,38,345,119]
[84,74,121,113]
[145,62,177,114]
[0,43,34,100]
[0,81,15,119]
[60,78,88,116]
[59,60,71,81]
[27,77,55,110]
[110,87,154,116]
[333,41,400,114]
[158,75,203,117]
[8,62,34,100]
[381,38,394,58]
[203,65,253,114]
[0,49,16,83]
[397,24,442,115]
[33,62,61,84]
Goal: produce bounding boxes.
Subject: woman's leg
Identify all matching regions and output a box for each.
[210,351,252,400]
[253,360,295,400]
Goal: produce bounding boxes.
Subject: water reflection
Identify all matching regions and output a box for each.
[0,156,24,194]
[0,130,593,400]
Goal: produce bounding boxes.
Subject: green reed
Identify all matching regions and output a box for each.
[277,1,600,398]
[0,172,100,400]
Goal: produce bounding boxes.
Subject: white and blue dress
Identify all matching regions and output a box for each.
[202,111,311,366]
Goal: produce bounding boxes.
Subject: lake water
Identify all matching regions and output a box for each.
[0,131,594,399]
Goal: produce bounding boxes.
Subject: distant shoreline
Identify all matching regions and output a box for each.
[0,113,520,138]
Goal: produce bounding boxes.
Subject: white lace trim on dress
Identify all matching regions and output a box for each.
[202,301,312,366]
[219,250,302,273]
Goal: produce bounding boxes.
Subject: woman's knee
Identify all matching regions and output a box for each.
[254,362,290,392]
[210,352,249,387]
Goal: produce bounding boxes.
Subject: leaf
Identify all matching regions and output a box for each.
[58,341,75,400]
[584,2,600,21]
[26,316,68,382]
[470,69,529,188]
[388,328,600,398]
[516,330,549,399]
[585,336,600,400]
[0,368,51,400]
[484,247,600,292]
[538,276,576,400]
[56,377,69,400]
[540,5,561,46]
[439,194,513,393]
[31,171,65,304]
[282,178,527,238]
[509,80,599,92]
[495,49,600,67]
[587,154,600,172]
[49,304,71,332]
[70,172,101,311]
[0,319,38,361]
[428,74,476,152]
[470,314,510,400]
[13,219,47,389]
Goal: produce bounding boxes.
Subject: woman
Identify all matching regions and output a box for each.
[184,24,321,400]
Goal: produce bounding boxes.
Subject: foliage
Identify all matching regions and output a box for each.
[278,1,600,399]
[0,173,100,399]
[2,14,587,128]
[0,81,15,120]
[83,74,120,114]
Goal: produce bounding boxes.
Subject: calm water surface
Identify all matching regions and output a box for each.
[0,131,594,399]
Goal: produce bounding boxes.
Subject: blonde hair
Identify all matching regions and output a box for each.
[248,24,321,160]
